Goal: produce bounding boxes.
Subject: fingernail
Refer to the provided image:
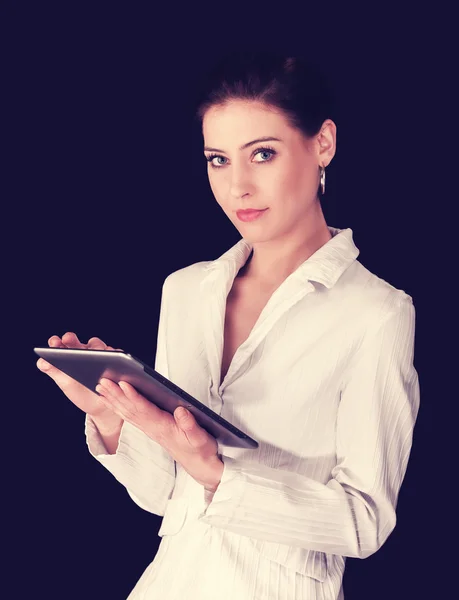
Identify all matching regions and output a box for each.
[177,407,188,419]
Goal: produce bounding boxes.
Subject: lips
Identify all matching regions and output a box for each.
[236,208,268,222]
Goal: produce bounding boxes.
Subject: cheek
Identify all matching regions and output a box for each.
[267,171,299,207]
[278,163,316,202]
[278,162,306,187]
[270,168,313,214]
[209,173,228,207]
[208,172,221,195]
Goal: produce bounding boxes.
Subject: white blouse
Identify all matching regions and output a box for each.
[85,225,420,599]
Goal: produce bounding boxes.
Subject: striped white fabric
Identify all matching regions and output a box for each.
[85,225,420,599]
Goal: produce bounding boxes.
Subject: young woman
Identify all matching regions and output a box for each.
[37,50,420,600]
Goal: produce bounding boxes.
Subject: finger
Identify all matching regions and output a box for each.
[119,381,164,412]
[174,408,210,448]
[48,335,66,348]
[61,332,88,348]
[98,379,149,407]
[94,380,130,418]
[106,346,124,352]
[96,379,129,404]
[98,380,167,426]
[87,337,108,350]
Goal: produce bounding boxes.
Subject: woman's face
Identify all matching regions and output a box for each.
[202,99,336,244]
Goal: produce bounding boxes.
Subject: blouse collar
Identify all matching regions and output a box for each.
[202,226,360,290]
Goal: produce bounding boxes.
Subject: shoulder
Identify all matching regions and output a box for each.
[337,259,415,330]
[161,260,214,296]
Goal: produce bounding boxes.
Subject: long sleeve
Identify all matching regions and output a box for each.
[85,276,176,516]
[199,294,420,559]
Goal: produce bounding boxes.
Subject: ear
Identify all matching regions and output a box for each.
[317,119,337,166]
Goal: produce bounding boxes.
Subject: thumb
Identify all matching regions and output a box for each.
[36,358,73,389]
[175,407,209,447]
[175,407,194,429]
[37,358,57,375]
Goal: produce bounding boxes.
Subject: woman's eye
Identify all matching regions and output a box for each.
[206,148,275,168]
[253,150,274,162]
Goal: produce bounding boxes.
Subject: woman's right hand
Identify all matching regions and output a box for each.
[36,332,123,424]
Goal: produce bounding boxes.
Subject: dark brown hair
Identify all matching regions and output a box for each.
[193,49,336,142]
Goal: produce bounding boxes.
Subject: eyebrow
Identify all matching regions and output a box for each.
[203,136,283,153]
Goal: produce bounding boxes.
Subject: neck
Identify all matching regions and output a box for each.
[240,208,332,286]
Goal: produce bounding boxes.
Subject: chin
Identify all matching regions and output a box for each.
[228,213,279,244]
[235,228,277,245]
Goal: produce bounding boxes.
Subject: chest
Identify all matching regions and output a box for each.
[220,279,276,386]
[166,271,353,458]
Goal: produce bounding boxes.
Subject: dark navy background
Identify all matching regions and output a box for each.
[5,3,453,598]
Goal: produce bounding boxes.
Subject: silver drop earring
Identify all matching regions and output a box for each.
[320,165,326,196]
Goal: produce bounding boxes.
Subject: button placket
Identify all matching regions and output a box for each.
[200,265,234,409]
[218,279,317,395]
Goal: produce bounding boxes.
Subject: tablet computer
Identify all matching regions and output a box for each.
[34,347,258,449]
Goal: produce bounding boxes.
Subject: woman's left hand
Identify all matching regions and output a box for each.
[95,378,224,492]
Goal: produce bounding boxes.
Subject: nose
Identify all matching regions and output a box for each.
[228,164,255,199]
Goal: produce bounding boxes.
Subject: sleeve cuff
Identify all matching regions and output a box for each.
[199,455,247,520]
[85,414,125,458]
